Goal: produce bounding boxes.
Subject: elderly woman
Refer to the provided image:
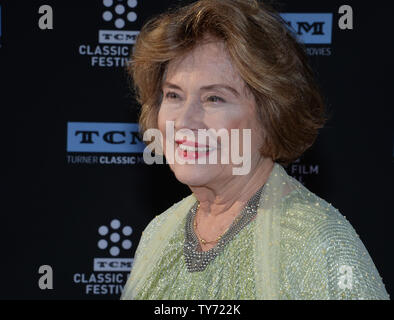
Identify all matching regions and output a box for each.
[121,0,389,300]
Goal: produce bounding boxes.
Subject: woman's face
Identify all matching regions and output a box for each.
[157,40,265,188]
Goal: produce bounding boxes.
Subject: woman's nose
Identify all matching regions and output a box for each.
[174,97,202,130]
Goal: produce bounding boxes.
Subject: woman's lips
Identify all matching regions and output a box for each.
[175,140,216,160]
[175,139,209,148]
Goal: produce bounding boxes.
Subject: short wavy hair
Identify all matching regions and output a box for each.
[127,0,327,166]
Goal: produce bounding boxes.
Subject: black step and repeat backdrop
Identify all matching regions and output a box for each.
[0,0,393,299]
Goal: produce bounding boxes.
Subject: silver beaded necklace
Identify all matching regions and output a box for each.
[183,184,265,272]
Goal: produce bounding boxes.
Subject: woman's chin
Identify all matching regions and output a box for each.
[171,164,220,187]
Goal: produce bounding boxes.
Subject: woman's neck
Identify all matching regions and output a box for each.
[189,157,274,219]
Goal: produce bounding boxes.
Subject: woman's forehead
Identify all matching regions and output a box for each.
[165,41,243,86]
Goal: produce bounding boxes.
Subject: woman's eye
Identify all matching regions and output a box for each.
[165,92,179,100]
[206,95,225,103]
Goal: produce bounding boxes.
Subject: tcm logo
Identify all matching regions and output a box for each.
[100,0,140,44]
[280,13,333,44]
[94,258,134,272]
[99,30,139,44]
[67,122,145,153]
[94,219,134,272]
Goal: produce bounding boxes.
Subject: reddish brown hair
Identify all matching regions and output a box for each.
[127,0,327,166]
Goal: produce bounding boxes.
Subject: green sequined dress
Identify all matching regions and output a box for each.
[121,163,390,300]
[134,213,257,299]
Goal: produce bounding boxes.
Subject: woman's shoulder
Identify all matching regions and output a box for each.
[131,194,195,265]
[140,194,195,239]
[280,183,348,237]
[280,185,369,263]
[279,185,389,299]
[272,163,346,232]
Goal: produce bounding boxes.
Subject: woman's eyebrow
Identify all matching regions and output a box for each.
[200,84,240,98]
[162,82,183,91]
[162,82,240,98]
